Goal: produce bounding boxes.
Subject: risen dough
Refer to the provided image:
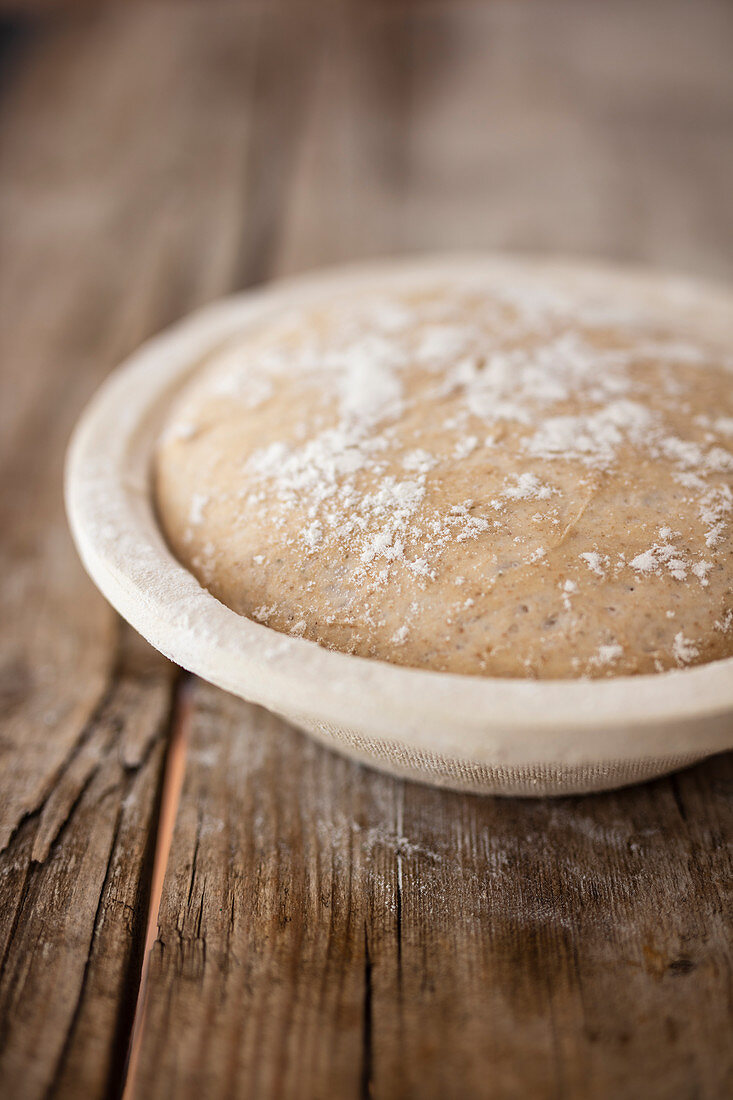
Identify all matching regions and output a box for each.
[155,271,733,678]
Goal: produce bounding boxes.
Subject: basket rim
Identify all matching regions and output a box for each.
[65,253,733,768]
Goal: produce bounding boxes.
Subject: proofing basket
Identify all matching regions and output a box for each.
[65,255,733,796]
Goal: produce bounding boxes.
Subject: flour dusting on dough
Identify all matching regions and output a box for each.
[155,271,733,679]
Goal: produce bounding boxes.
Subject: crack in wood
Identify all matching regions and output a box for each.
[395,787,404,987]
[0,823,36,1033]
[360,923,374,1100]
[121,674,192,1100]
[0,717,167,1100]
[45,800,128,1100]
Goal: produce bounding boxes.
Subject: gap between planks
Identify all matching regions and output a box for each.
[121,676,193,1100]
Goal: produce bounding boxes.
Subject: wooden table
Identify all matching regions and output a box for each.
[1,3,732,1097]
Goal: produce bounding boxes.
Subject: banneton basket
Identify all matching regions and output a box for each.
[65,255,733,796]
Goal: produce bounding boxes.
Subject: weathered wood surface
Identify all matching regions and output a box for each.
[137,689,733,1100]
[0,6,260,1096]
[0,3,732,1099]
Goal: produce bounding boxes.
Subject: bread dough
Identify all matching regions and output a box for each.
[155,272,733,679]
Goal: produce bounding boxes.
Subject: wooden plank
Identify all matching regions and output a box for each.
[0,5,265,1096]
[136,688,733,1100]
[135,2,733,1099]
[2,2,732,1098]
[0,632,173,1100]
[278,0,733,278]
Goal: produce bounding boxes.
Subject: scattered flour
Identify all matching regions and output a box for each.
[188,492,209,526]
[672,632,700,666]
[579,551,608,576]
[162,275,733,676]
[589,643,624,668]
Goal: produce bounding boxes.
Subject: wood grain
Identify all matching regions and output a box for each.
[136,689,733,1100]
[0,5,263,1097]
[0,631,173,1100]
[0,2,731,1098]
[278,0,733,278]
[136,3,733,1098]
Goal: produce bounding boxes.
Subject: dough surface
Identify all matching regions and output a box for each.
[155,271,733,679]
